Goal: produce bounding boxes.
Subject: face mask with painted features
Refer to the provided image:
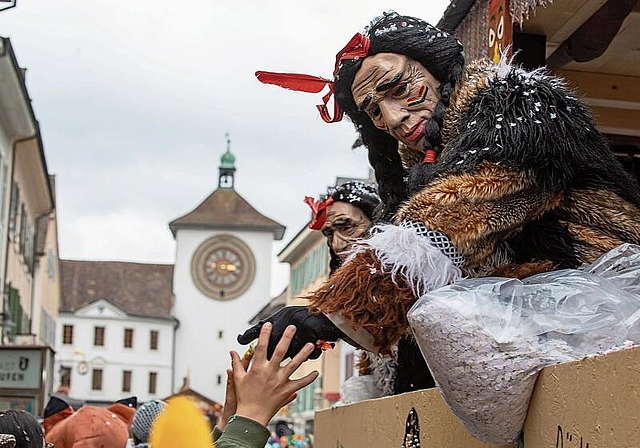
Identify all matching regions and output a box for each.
[320,201,372,260]
[351,53,441,152]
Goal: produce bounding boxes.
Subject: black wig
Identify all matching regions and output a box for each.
[327,181,380,220]
[334,11,465,218]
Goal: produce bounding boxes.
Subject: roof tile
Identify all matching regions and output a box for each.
[169,188,285,239]
[60,260,174,319]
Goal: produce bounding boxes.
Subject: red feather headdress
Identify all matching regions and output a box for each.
[255,32,370,123]
[303,196,335,230]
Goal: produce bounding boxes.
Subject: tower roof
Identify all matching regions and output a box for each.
[218,134,237,189]
[168,188,285,239]
[220,149,235,169]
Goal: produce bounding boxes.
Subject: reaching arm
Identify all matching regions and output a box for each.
[232,323,319,426]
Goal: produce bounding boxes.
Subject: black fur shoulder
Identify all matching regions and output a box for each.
[409,62,640,206]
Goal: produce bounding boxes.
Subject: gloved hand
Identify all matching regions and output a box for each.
[237,306,343,360]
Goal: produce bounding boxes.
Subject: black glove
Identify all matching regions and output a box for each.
[237,306,344,360]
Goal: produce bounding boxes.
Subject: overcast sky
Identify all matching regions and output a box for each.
[0,0,450,296]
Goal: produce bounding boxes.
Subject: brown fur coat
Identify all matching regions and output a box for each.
[309,61,640,353]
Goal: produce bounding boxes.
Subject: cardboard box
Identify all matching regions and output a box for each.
[523,345,640,447]
[314,346,640,448]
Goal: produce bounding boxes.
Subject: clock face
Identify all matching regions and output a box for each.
[204,247,242,287]
[191,235,256,300]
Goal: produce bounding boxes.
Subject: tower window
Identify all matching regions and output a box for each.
[149,372,157,394]
[122,370,132,393]
[60,366,71,388]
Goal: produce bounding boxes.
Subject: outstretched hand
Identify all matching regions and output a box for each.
[237,306,343,360]
[218,356,249,431]
[231,323,319,426]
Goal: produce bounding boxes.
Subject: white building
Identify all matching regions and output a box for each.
[170,145,284,402]
[54,260,176,405]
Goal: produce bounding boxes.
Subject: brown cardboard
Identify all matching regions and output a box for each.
[523,346,640,448]
[314,387,513,448]
[314,346,640,448]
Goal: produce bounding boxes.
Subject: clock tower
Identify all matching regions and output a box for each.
[169,139,285,402]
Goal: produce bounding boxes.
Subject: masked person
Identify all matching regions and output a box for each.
[305,181,379,271]
[308,181,432,396]
[241,11,640,364]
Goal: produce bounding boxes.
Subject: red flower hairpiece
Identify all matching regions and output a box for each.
[255,32,370,123]
[303,196,335,230]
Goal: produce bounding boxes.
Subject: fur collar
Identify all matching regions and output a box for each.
[398,59,564,170]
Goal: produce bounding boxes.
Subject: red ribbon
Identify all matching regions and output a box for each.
[423,149,437,164]
[255,33,370,123]
[303,196,335,230]
[332,32,371,76]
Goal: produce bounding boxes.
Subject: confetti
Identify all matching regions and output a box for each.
[409,291,576,444]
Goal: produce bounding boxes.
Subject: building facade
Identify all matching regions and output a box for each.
[55,260,175,405]
[31,178,61,350]
[0,37,59,415]
[0,37,57,344]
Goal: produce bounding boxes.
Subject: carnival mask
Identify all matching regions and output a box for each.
[351,53,441,151]
[320,201,372,260]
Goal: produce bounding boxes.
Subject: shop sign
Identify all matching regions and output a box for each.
[0,349,41,389]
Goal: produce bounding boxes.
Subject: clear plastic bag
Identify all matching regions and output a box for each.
[584,243,640,293]
[406,244,640,445]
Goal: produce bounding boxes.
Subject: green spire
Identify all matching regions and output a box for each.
[218,133,237,189]
[220,133,235,169]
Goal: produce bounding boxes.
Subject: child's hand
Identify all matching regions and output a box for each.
[231,323,319,426]
[219,353,250,431]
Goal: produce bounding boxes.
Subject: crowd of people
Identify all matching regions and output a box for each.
[0,324,317,448]
[2,7,640,448]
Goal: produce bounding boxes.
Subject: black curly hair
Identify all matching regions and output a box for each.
[326,181,380,220]
[334,11,465,219]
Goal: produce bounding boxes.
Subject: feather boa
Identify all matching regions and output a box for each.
[309,224,462,352]
[356,224,462,297]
